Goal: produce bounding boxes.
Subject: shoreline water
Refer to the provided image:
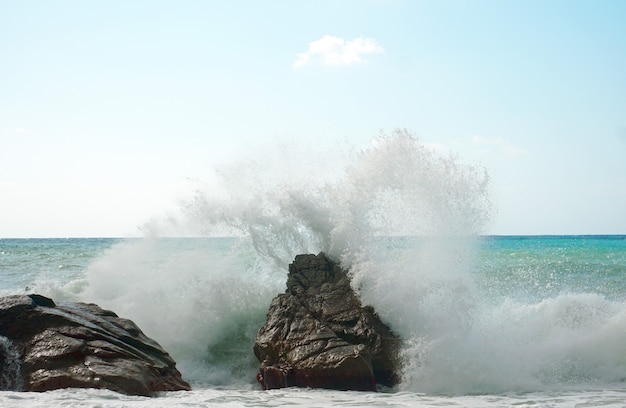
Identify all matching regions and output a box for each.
[3,386,626,408]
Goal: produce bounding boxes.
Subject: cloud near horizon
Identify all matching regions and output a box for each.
[293,35,384,68]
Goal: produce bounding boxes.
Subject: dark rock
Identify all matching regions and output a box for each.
[0,294,190,396]
[254,253,401,391]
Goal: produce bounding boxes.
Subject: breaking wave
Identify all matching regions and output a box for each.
[45,129,626,394]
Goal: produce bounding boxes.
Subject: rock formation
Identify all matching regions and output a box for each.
[0,294,190,396]
[254,253,401,391]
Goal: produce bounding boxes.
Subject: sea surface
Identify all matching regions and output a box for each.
[1,235,626,407]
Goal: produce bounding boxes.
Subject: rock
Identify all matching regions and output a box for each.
[254,253,401,391]
[0,294,190,396]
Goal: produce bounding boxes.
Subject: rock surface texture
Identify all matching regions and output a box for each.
[254,253,401,391]
[0,294,190,396]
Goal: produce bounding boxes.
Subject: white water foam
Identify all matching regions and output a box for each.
[3,387,626,408]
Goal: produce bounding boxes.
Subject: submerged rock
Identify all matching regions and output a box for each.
[0,294,190,396]
[254,253,401,391]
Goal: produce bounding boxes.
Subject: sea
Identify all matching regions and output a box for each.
[1,235,626,407]
[1,133,626,407]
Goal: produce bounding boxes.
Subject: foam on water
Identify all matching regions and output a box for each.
[3,387,626,408]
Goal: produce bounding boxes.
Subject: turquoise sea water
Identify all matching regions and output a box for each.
[1,235,626,407]
[478,235,626,302]
[0,238,122,295]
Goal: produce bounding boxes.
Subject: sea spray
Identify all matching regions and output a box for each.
[50,129,495,388]
[183,130,492,390]
[25,132,626,394]
[66,129,617,393]
[183,129,491,267]
[176,130,494,388]
[31,130,478,386]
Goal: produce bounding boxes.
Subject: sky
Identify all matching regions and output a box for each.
[1,0,625,237]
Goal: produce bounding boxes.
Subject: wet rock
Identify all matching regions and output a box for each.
[0,294,190,396]
[254,253,401,391]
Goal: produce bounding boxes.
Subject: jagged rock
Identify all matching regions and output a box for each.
[254,253,401,391]
[0,294,190,396]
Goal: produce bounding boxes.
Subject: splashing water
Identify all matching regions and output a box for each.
[180,130,494,391]
[48,129,626,396]
[61,130,497,389]
[184,129,491,267]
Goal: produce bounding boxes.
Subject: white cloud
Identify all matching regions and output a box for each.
[293,35,384,68]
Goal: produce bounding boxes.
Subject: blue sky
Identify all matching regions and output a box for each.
[1,0,625,237]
